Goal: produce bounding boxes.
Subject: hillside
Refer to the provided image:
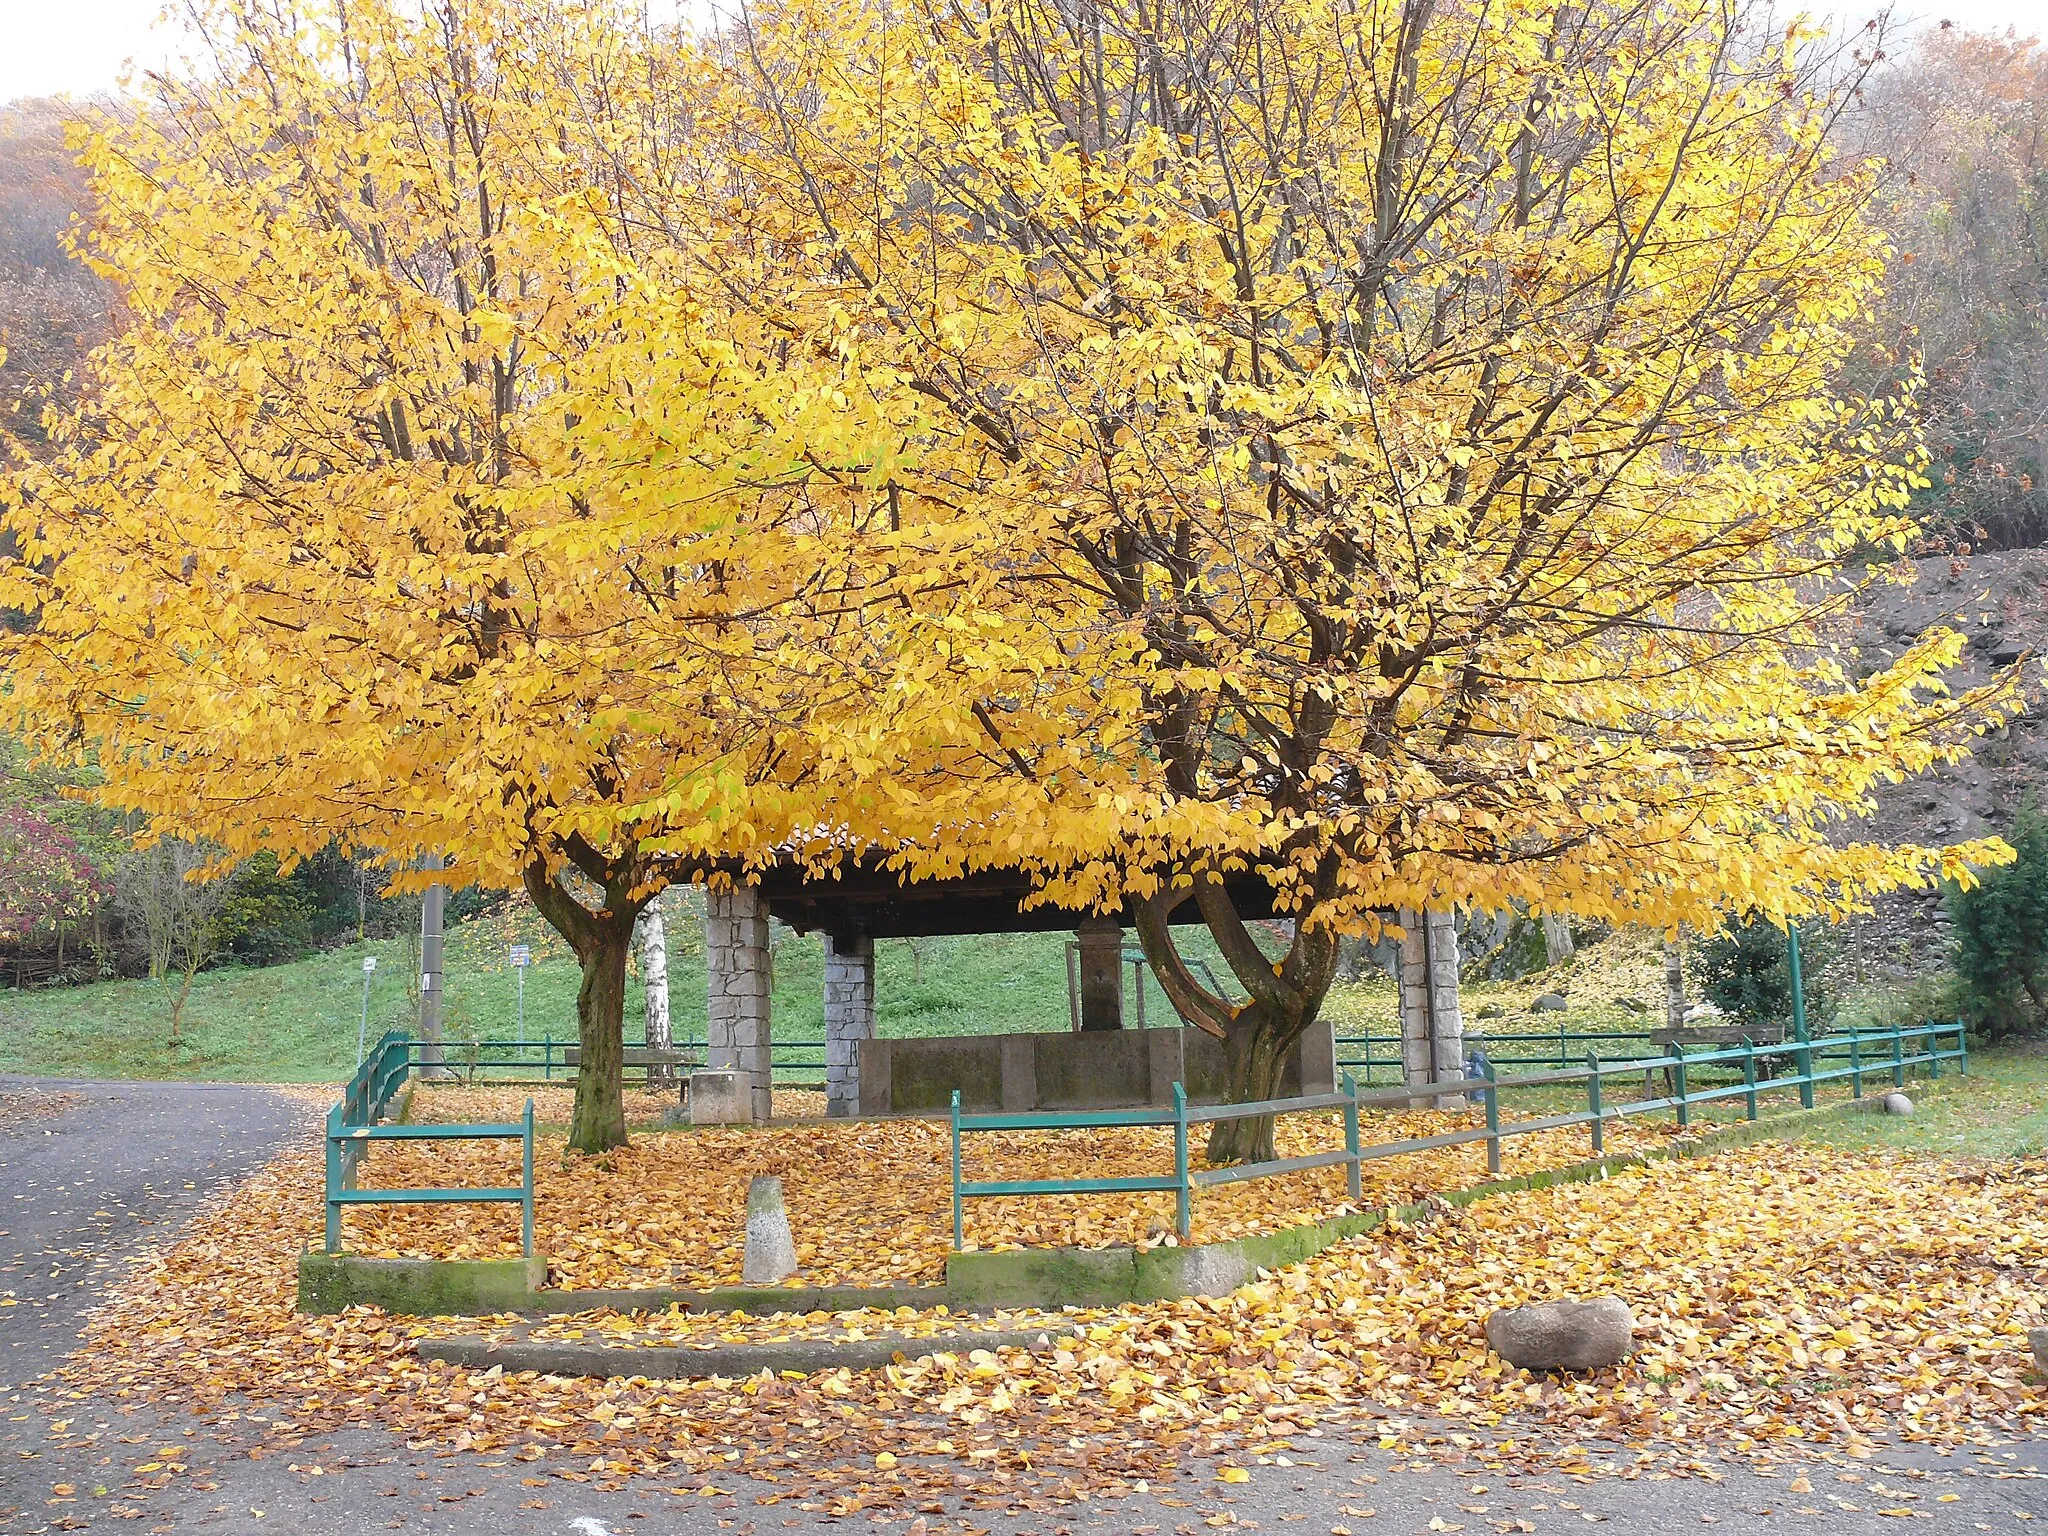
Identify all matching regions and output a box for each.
[1838,551,2048,983]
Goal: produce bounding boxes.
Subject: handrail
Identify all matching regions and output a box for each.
[947,1020,1967,1249]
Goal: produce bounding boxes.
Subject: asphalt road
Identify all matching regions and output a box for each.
[2,1079,2045,1536]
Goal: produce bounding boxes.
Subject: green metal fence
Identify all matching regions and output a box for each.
[323,1029,536,1256]
[402,1036,827,1083]
[950,1020,1966,1247]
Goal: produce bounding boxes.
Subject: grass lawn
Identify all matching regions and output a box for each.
[0,903,1250,1083]
[1797,1043,2048,1158]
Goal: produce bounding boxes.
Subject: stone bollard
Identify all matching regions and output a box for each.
[2029,1328,2048,1377]
[1485,1297,1635,1371]
[1882,1092,1915,1116]
[689,1070,750,1126]
[742,1175,798,1284]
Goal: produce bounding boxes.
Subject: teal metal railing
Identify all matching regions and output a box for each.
[950,1020,1966,1247]
[324,1029,536,1256]
[403,1037,827,1082]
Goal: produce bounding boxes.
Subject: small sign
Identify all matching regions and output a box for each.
[361,955,377,974]
[510,944,532,968]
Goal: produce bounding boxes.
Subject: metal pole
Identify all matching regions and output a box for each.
[1482,1058,1501,1175]
[1342,1071,1361,1203]
[1587,1052,1603,1156]
[358,964,371,1068]
[1174,1082,1192,1239]
[951,1090,964,1249]
[517,964,526,1038]
[1789,924,1814,1109]
[417,852,448,1076]
[521,1098,536,1258]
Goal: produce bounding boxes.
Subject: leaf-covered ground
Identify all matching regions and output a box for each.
[48,1092,2048,1514]
[340,1085,1693,1286]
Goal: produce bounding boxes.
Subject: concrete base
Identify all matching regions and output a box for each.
[688,1070,750,1125]
[858,1021,1337,1116]
[296,1253,545,1315]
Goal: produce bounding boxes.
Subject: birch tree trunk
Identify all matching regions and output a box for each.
[636,889,674,1089]
[1664,934,1686,1032]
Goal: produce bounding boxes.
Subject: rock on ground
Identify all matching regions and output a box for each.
[1485,1297,1635,1371]
[1883,1092,1915,1116]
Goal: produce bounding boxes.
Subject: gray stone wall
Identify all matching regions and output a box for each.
[823,933,875,1118]
[705,885,773,1123]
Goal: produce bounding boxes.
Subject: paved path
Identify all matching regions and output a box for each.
[1,1080,2043,1535]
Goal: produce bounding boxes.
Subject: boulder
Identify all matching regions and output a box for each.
[1530,992,1569,1013]
[1485,1297,1635,1371]
[1477,1003,1508,1020]
[1617,996,1650,1015]
[689,1069,751,1126]
[1882,1092,1915,1116]
[742,1175,799,1284]
[2029,1328,2048,1376]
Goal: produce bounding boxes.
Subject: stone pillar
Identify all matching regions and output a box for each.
[1076,916,1124,1031]
[706,885,773,1123]
[1398,906,1465,1108]
[1426,908,1465,1093]
[823,932,875,1119]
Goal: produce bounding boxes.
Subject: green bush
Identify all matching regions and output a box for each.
[1949,805,2048,1040]
[1695,916,1836,1034]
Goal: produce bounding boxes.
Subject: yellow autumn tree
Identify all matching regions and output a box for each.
[0,0,916,1152]
[677,0,2023,1156]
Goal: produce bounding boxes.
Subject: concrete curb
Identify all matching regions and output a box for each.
[419,1324,1083,1380]
[530,1283,954,1314]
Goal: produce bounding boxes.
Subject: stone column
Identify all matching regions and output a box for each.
[1076,916,1124,1031]
[706,885,773,1123]
[1426,908,1466,1096]
[823,932,875,1118]
[1398,906,1465,1108]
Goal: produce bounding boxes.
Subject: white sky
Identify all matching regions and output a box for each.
[1,0,2041,104]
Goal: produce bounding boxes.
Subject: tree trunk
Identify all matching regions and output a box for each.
[1131,866,1342,1167]
[1542,913,1574,966]
[1206,1003,1310,1163]
[523,858,643,1155]
[569,918,634,1153]
[636,890,673,1090]
[1664,933,1686,1031]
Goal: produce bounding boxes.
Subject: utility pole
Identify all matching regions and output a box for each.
[417,852,448,1076]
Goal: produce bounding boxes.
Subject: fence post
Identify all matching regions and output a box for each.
[1482,1058,1501,1175]
[951,1090,964,1251]
[521,1098,536,1258]
[1341,1071,1361,1204]
[1929,1021,1943,1081]
[1672,1044,1689,1131]
[544,1036,554,1082]
[1795,1026,1815,1111]
[1743,1040,1758,1121]
[1174,1082,1192,1240]
[1849,1031,1862,1098]
[1891,1024,1905,1089]
[324,1105,343,1254]
[1958,1017,1970,1075]
[1587,1053,1604,1156]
